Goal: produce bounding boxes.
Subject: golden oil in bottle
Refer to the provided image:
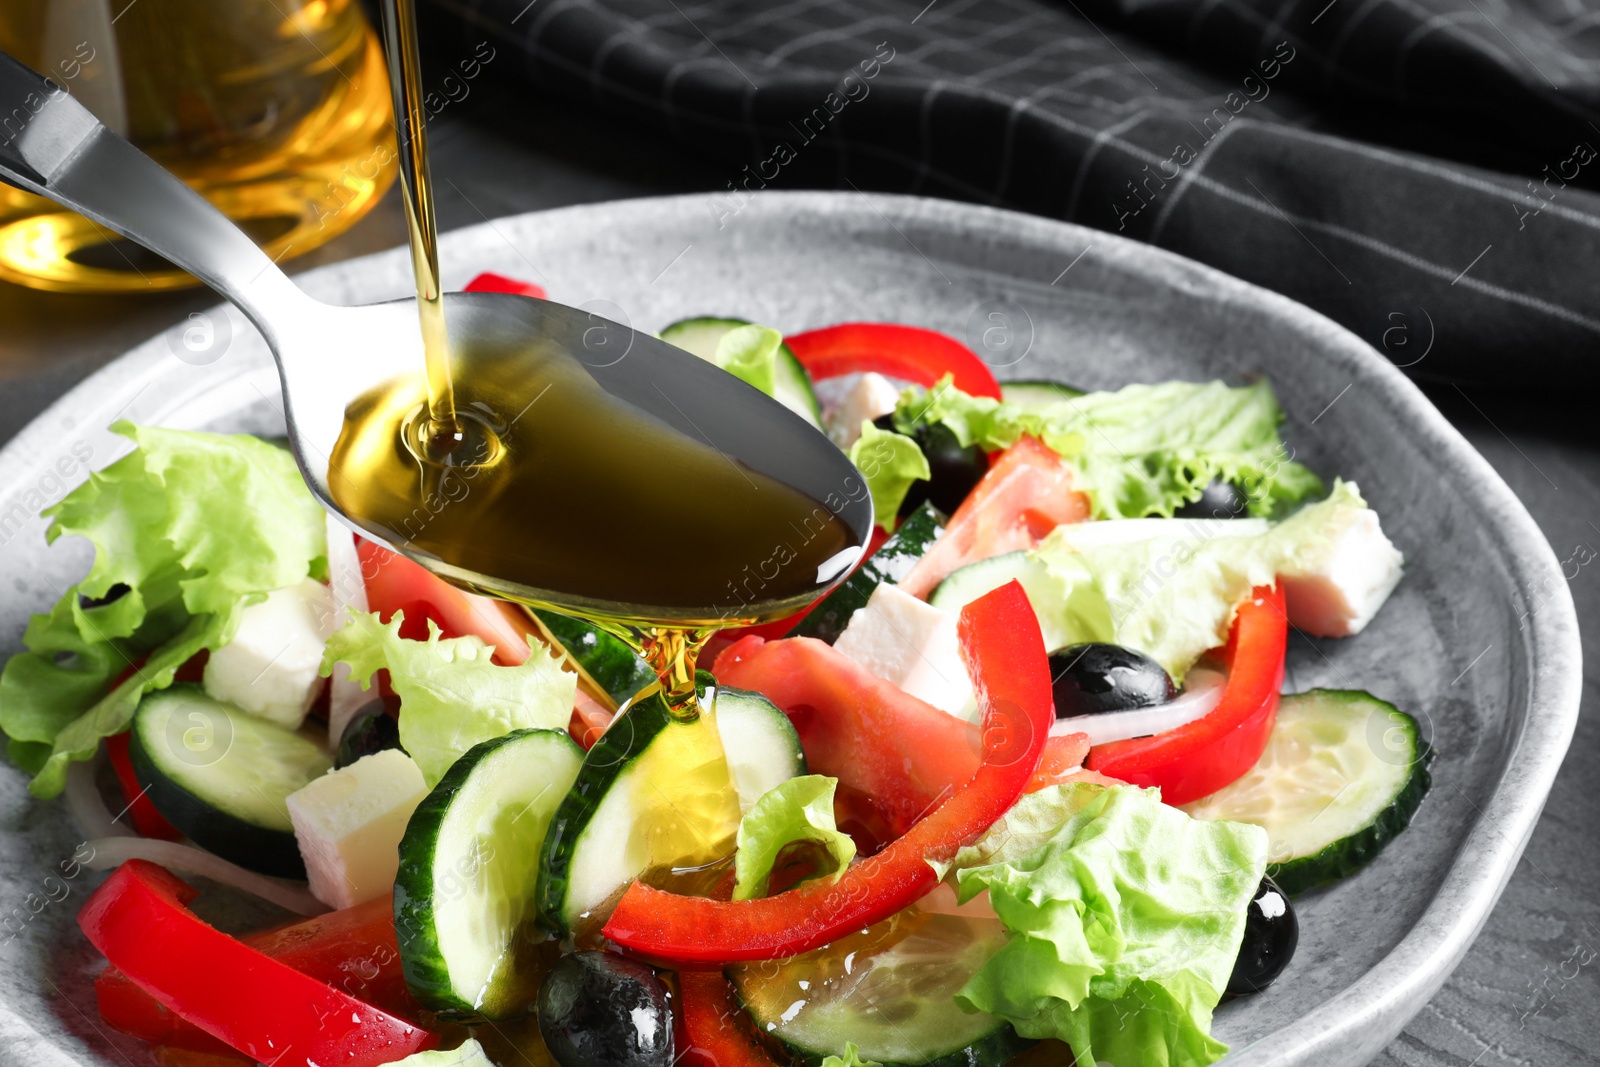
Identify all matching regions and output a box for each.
[0,0,396,292]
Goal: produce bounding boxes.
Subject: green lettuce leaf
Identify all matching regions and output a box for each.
[846,422,931,531]
[45,422,326,619]
[0,424,327,797]
[733,775,856,901]
[323,609,576,785]
[949,783,1267,1067]
[1062,380,1323,520]
[17,610,236,797]
[894,378,1321,520]
[713,324,782,396]
[1029,480,1371,680]
[819,1042,882,1067]
[892,381,1085,458]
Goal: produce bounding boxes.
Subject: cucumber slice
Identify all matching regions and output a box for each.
[791,501,946,645]
[1182,689,1432,894]
[716,687,806,813]
[537,672,743,933]
[660,316,822,428]
[999,379,1085,410]
[395,728,583,1018]
[129,684,331,878]
[528,608,655,707]
[730,911,1030,1067]
[928,550,1071,651]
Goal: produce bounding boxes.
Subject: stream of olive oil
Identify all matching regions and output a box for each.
[348,0,859,892]
[379,0,457,443]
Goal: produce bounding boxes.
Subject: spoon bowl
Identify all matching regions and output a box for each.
[0,51,873,627]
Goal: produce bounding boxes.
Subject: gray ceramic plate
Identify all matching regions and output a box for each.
[0,192,1580,1067]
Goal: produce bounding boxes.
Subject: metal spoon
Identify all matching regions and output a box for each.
[0,52,874,625]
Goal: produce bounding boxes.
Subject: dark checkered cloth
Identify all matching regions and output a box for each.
[424,0,1600,387]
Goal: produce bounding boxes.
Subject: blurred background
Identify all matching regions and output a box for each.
[0,2,1596,1063]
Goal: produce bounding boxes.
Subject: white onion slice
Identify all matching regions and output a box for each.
[64,756,136,842]
[80,837,327,917]
[1049,669,1227,746]
[324,513,373,747]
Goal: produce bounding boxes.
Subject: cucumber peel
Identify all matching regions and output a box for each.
[536,672,742,934]
[1182,688,1432,894]
[527,607,656,707]
[791,501,946,644]
[394,728,583,1018]
[129,684,330,878]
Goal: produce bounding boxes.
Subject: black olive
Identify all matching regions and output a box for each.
[1173,479,1250,519]
[872,415,988,516]
[335,704,402,769]
[1228,877,1298,995]
[1048,643,1175,718]
[538,951,674,1067]
[79,583,130,610]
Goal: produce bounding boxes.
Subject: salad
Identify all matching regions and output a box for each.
[0,272,1431,1067]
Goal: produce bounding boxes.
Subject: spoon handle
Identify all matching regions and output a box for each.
[0,52,311,329]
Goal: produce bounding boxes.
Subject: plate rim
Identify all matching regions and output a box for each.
[0,190,1581,1067]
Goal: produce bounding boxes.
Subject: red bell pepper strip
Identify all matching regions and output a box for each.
[784,323,1003,399]
[105,733,183,841]
[676,970,785,1067]
[896,436,1089,599]
[602,580,1053,965]
[1087,584,1288,805]
[97,973,237,1055]
[96,894,417,1050]
[79,862,434,1067]
[713,632,1087,838]
[464,271,547,299]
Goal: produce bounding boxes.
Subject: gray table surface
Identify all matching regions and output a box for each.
[0,73,1594,1067]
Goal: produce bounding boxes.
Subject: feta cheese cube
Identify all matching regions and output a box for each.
[823,372,904,449]
[204,578,336,729]
[288,749,429,909]
[834,583,977,720]
[1281,507,1403,637]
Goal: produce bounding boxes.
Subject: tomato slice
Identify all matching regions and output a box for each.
[784,323,1002,399]
[712,634,1089,840]
[357,540,531,663]
[1087,584,1287,805]
[714,634,976,835]
[358,541,620,744]
[463,272,546,299]
[897,436,1088,599]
